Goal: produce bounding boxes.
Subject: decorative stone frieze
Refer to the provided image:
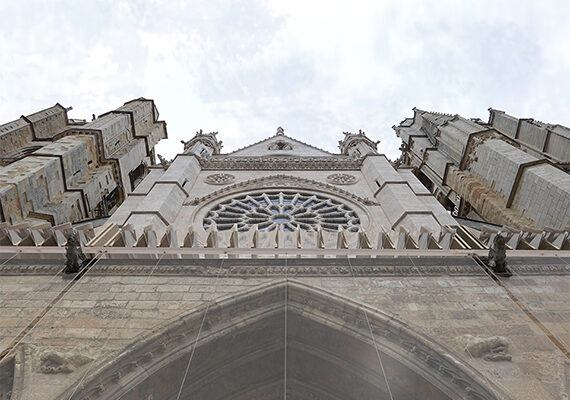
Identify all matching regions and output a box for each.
[198,156,361,170]
[1,261,568,276]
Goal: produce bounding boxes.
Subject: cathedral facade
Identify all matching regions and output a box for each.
[0,99,569,399]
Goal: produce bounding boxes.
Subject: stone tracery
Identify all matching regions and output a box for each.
[326,173,357,185]
[205,173,236,185]
[203,191,361,232]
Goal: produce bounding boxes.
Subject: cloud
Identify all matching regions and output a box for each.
[1,0,569,161]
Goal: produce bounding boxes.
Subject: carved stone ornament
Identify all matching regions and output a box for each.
[268,140,292,150]
[459,335,512,362]
[326,173,357,185]
[205,173,235,185]
[36,346,94,374]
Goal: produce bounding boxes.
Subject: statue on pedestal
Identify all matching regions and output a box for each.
[64,234,88,274]
[488,235,508,274]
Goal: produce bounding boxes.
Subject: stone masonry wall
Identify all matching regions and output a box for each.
[512,164,570,229]
[470,139,536,202]
[0,259,568,399]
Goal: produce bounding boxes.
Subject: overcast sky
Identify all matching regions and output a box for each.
[1,0,569,160]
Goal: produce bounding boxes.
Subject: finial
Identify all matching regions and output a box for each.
[276,126,284,136]
[157,154,171,170]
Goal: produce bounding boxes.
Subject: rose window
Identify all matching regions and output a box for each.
[203,192,360,232]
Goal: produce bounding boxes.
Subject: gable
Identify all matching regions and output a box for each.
[228,134,332,157]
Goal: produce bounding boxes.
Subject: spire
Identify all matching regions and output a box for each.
[181,129,223,157]
[338,129,379,158]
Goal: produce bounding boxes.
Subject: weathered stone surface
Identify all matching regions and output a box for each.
[0,99,166,226]
[35,346,93,374]
[459,335,511,361]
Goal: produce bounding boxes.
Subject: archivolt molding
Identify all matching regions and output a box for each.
[57,280,508,400]
[0,344,25,400]
[185,174,378,207]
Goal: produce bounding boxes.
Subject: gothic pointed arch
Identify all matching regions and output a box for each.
[56,280,509,400]
[189,174,378,207]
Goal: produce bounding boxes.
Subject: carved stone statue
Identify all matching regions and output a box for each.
[64,234,88,274]
[488,234,508,274]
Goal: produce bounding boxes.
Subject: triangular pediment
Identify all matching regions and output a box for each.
[228,132,332,157]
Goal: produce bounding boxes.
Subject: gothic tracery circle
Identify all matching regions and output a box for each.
[326,173,357,185]
[205,173,235,185]
[203,191,360,232]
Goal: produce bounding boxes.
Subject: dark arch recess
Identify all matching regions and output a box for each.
[58,280,508,400]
